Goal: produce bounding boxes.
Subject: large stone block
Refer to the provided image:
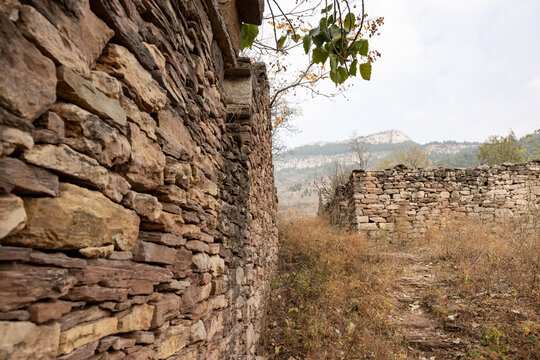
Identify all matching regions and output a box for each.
[0,157,59,196]
[124,123,166,191]
[0,194,26,240]
[17,5,91,76]
[97,44,167,113]
[131,241,176,265]
[22,0,113,69]
[156,324,190,359]
[51,103,131,167]
[116,304,155,333]
[58,317,118,355]
[0,264,76,312]
[156,108,195,159]
[0,12,56,120]
[4,183,139,250]
[0,321,60,360]
[22,144,109,190]
[0,125,34,156]
[56,66,126,128]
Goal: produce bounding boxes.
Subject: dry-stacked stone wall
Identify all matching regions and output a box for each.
[0,0,278,359]
[326,162,540,236]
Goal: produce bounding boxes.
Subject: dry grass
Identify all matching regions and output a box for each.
[263,216,400,359]
[419,214,540,359]
[264,213,540,359]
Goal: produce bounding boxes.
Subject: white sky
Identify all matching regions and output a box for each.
[278,0,540,147]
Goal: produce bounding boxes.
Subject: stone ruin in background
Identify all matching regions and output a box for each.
[0,0,278,359]
[322,162,540,237]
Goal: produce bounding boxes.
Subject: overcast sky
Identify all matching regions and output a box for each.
[279,0,540,148]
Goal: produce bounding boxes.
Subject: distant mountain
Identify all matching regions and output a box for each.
[275,130,480,214]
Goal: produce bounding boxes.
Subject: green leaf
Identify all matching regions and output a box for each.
[350,59,358,76]
[240,24,259,50]
[360,62,372,80]
[350,39,369,56]
[329,25,341,40]
[291,34,301,43]
[337,67,348,84]
[330,66,349,85]
[359,39,369,56]
[344,13,356,31]
[312,47,329,64]
[329,53,338,72]
[313,33,327,47]
[321,4,333,13]
[277,35,287,50]
[303,35,312,54]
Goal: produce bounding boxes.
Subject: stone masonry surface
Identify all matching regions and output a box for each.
[324,162,540,236]
[0,0,278,359]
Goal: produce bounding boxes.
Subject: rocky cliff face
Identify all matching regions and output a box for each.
[0,0,277,359]
[324,162,540,236]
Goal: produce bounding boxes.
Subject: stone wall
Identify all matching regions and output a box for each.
[0,0,278,359]
[324,162,540,236]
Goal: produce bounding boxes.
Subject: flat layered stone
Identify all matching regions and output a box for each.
[22,144,109,190]
[17,5,91,76]
[5,183,139,250]
[0,194,26,240]
[0,157,59,196]
[97,44,167,113]
[141,211,185,235]
[151,293,181,328]
[27,300,72,323]
[124,123,165,191]
[104,172,132,203]
[90,0,157,71]
[122,191,162,221]
[131,241,176,265]
[0,12,56,120]
[58,317,118,355]
[0,321,60,359]
[57,341,99,360]
[116,304,155,333]
[72,260,172,288]
[0,125,34,155]
[137,232,185,247]
[80,245,115,259]
[156,324,189,359]
[153,184,187,205]
[51,103,131,167]
[0,264,76,312]
[57,66,126,128]
[58,306,110,332]
[22,0,113,70]
[156,108,195,159]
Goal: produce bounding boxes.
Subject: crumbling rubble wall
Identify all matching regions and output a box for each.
[325,162,540,236]
[0,0,278,359]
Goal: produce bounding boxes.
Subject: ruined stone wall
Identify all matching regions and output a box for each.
[325,162,540,236]
[0,0,278,359]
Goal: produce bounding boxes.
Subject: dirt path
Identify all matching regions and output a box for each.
[386,250,467,359]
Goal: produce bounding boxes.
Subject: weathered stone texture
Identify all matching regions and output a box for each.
[0,0,275,359]
[325,162,540,237]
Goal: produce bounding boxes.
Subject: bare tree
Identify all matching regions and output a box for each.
[348,131,372,169]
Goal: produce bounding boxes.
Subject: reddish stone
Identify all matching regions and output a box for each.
[27,300,72,323]
[150,293,181,327]
[65,286,129,303]
[0,264,76,312]
[0,157,59,196]
[131,241,177,265]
